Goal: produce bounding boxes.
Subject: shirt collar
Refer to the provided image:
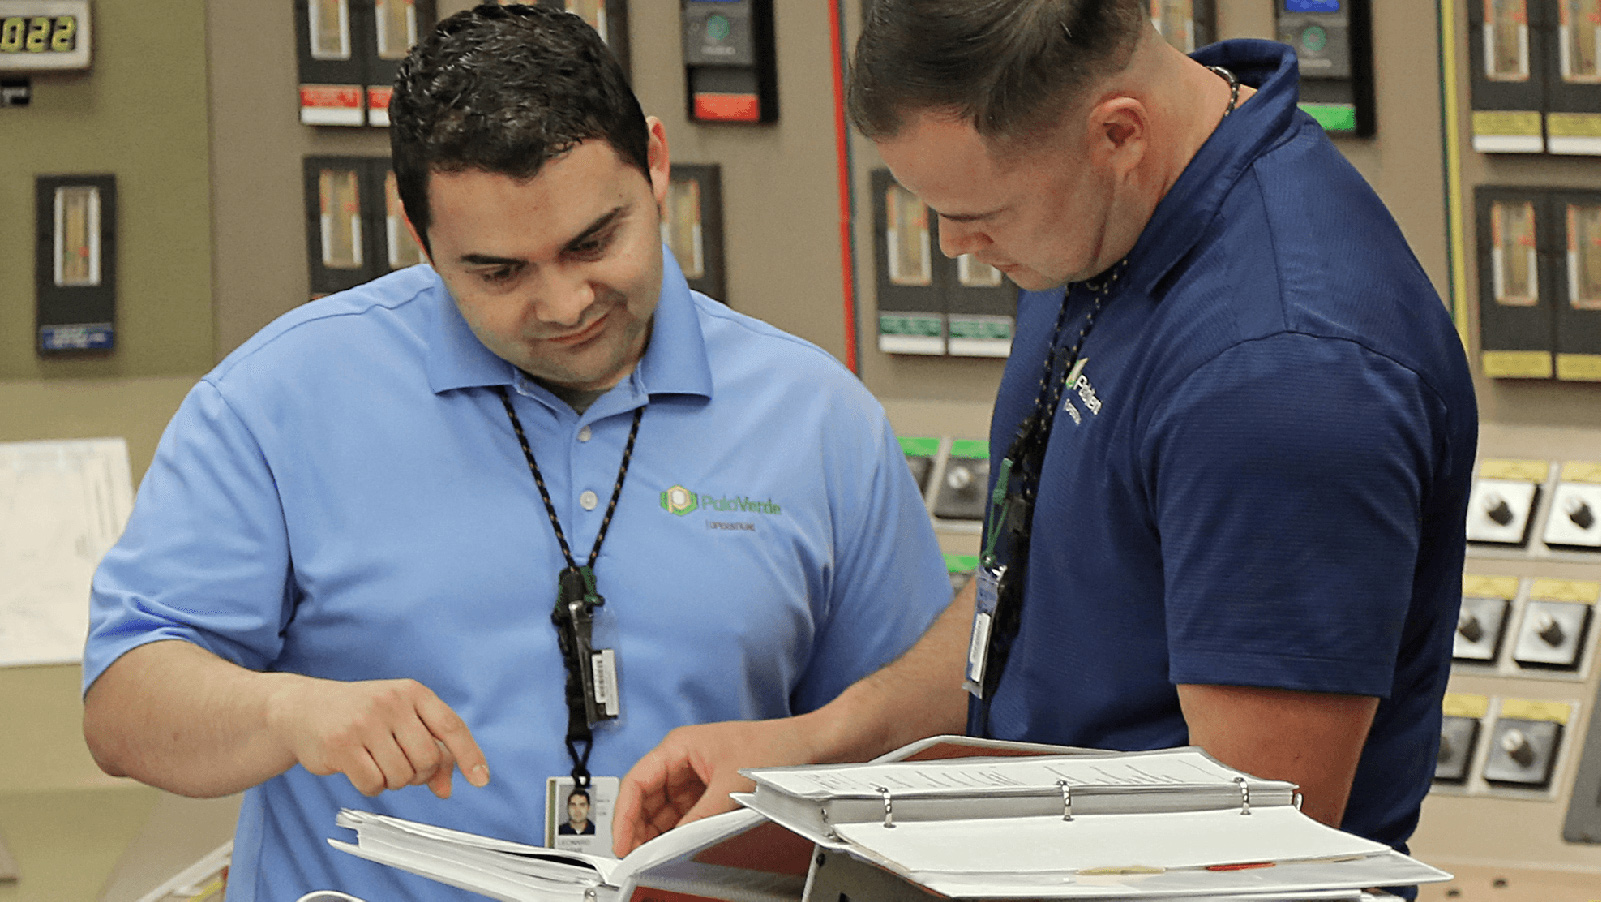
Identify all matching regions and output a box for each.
[425,247,714,404]
[1123,40,1304,299]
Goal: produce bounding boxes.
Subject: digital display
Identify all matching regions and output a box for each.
[0,1,90,71]
[1285,0,1340,11]
[0,14,76,53]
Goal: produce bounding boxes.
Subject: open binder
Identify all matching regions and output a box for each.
[328,735,1449,901]
[329,806,813,902]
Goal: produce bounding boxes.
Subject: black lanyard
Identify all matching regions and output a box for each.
[971,262,1125,735]
[496,385,643,786]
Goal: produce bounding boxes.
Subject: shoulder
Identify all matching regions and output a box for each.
[690,292,886,412]
[208,266,440,387]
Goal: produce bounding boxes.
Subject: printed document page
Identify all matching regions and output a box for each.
[750,748,1284,799]
[833,807,1385,875]
[0,438,132,667]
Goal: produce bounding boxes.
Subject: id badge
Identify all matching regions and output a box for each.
[964,563,1004,698]
[546,775,620,856]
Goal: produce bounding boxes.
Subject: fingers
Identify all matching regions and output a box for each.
[676,771,748,826]
[290,678,489,799]
[416,692,490,789]
[427,742,457,799]
[614,742,695,856]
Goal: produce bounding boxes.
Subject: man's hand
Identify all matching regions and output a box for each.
[612,717,821,856]
[268,675,491,799]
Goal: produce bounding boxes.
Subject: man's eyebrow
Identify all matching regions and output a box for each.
[453,204,628,266]
[563,205,626,251]
[459,252,524,266]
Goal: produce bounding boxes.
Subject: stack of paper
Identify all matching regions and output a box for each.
[329,808,806,902]
[329,737,1450,902]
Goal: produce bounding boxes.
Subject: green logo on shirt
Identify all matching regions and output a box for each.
[661,485,698,515]
[659,485,782,517]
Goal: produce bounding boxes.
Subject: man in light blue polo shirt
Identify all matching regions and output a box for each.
[80,7,952,902]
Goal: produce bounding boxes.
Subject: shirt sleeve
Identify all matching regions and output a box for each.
[83,378,295,694]
[1143,332,1446,698]
[788,404,952,714]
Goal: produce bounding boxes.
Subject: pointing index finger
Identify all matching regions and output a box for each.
[416,693,490,788]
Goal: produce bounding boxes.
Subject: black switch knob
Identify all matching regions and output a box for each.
[1457,613,1484,643]
[1568,498,1595,531]
[1485,495,1514,526]
[1537,614,1566,647]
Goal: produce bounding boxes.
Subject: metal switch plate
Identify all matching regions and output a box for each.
[1543,483,1601,549]
[1512,600,1593,670]
[906,455,933,496]
[1435,716,1480,783]
[1454,596,1512,663]
[1482,717,1563,788]
[1465,479,1540,545]
[932,456,988,521]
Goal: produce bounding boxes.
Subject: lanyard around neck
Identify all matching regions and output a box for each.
[496,385,644,785]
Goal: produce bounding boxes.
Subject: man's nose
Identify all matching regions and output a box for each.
[534,267,595,327]
[937,218,989,259]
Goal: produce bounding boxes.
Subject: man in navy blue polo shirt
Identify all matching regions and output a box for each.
[613,0,1477,880]
[80,7,951,902]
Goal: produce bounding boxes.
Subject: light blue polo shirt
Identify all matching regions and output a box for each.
[85,254,950,902]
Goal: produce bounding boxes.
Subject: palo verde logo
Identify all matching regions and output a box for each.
[661,485,698,516]
[659,484,783,517]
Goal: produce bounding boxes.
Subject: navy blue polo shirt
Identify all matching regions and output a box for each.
[977,40,1477,860]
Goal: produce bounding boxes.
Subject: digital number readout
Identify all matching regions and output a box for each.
[0,15,77,53]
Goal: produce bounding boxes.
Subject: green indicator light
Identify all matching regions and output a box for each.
[1301,102,1357,133]
[1300,25,1327,54]
[706,14,731,42]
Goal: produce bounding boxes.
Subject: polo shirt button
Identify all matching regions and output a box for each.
[578,426,592,442]
[579,490,599,511]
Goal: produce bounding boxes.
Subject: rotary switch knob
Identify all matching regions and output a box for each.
[1485,495,1514,527]
[1536,614,1566,647]
[1457,612,1484,644]
[1500,729,1537,767]
[1567,497,1596,531]
[946,465,974,492]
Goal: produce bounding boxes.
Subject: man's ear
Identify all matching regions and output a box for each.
[1087,96,1148,179]
[645,115,671,209]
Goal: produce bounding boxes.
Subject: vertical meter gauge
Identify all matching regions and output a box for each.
[0,0,90,72]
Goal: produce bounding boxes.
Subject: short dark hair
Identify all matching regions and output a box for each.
[848,0,1149,143]
[567,787,590,803]
[389,4,649,251]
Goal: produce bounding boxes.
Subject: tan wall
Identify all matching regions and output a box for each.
[0,0,213,382]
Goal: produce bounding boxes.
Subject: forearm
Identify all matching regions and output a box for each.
[1177,683,1377,828]
[83,639,304,797]
[801,580,975,763]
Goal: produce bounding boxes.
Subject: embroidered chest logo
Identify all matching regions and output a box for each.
[660,484,783,532]
[1059,358,1105,426]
